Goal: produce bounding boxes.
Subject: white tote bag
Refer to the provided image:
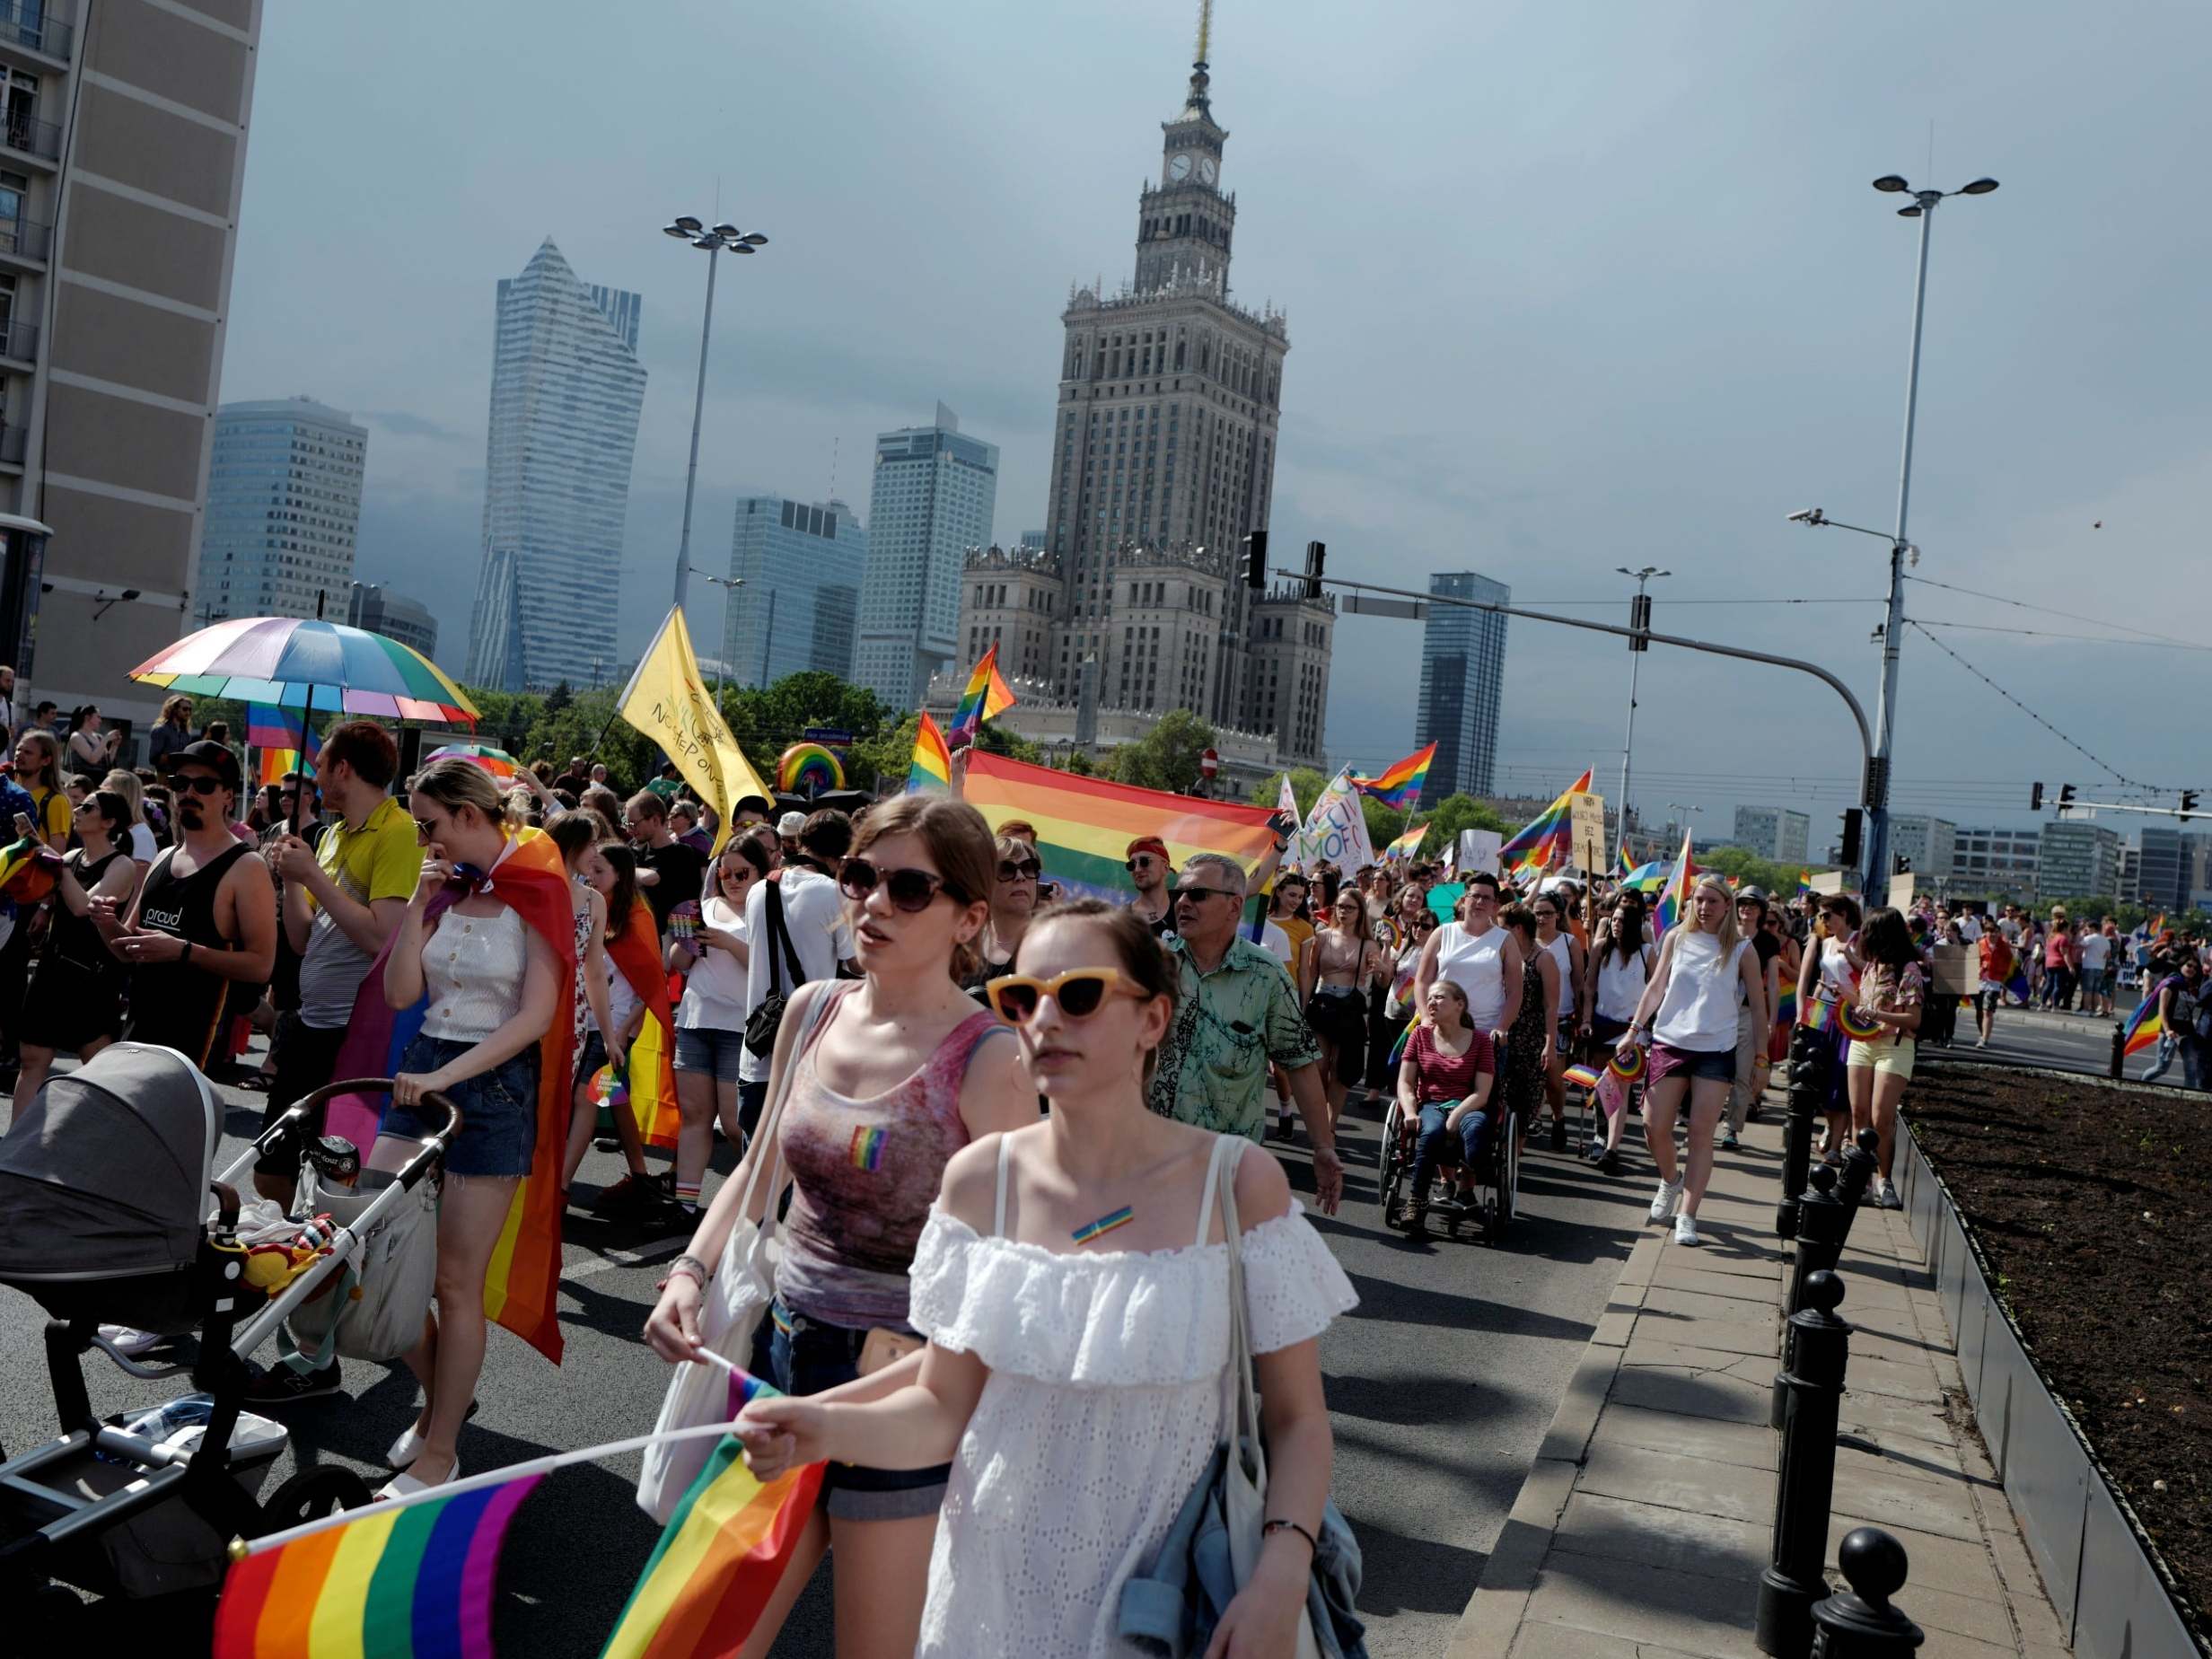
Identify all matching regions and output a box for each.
[635,985,837,1523]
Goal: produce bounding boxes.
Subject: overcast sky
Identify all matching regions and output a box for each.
[219,0,2210,848]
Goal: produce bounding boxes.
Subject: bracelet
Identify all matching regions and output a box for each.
[181,939,192,967]
[1262,1517,1319,1555]
[668,1253,712,1287]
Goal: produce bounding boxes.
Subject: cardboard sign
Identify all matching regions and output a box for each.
[1809,870,1848,897]
[1454,829,1501,878]
[1569,791,1607,874]
[1930,943,1975,996]
[1889,873,1917,911]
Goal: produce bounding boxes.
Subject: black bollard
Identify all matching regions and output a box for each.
[2109,1020,2126,1082]
[1774,1165,1847,1428]
[1833,1126,1880,1223]
[1776,1025,1828,1240]
[1757,1269,1851,1658]
[1811,1527,1925,1656]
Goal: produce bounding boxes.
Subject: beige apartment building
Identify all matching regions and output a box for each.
[0,0,261,742]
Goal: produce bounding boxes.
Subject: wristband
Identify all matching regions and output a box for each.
[1263,1517,1319,1555]
[669,1253,712,1287]
[181,939,192,967]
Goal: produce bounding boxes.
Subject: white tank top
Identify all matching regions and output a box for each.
[1654,932,1751,1051]
[1595,941,1650,1022]
[1540,933,1576,1020]
[419,905,530,1042]
[1435,921,1510,1031]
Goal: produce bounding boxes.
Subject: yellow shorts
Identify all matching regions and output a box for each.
[1847,1035,1917,1081]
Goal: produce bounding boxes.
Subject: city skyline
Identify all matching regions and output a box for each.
[207,0,2208,835]
[851,404,998,708]
[195,397,367,627]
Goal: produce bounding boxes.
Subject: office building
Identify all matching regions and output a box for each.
[2133,828,2212,913]
[2037,820,2121,901]
[724,495,867,689]
[0,0,264,729]
[1732,806,1811,865]
[961,542,1062,689]
[194,399,366,625]
[1018,530,1048,550]
[464,239,646,694]
[1950,827,2041,898]
[346,580,436,663]
[1887,815,1956,881]
[1417,571,1510,803]
[852,404,997,707]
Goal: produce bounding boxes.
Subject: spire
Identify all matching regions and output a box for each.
[1185,0,1213,115]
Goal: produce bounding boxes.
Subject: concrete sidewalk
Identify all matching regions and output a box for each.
[1447,1102,2074,1658]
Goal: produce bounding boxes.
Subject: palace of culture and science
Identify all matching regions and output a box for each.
[936,13,1333,782]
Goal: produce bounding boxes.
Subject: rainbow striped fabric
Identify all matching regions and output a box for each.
[848,1125,887,1171]
[948,644,1016,747]
[907,712,952,794]
[1621,860,1668,893]
[1352,742,1435,812]
[1498,769,1593,876]
[1615,843,1637,880]
[962,751,1280,900]
[2122,996,2164,1058]
[248,702,320,788]
[1653,830,1696,940]
[1796,869,1816,899]
[1382,824,1425,862]
[600,1435,827,1659]
[214,1472,541,1658]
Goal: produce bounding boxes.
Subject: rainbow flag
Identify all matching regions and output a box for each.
[1796,869,1815,899]
[1615,843,1637,880]
[608,895,680,1149]
[1382,824,1425,862]
[601,1434,827,1659]
[1352,742,1435,812]
[1498,769,1593,876]
[1653,830,1695,941]
[948,644,1016,747]
[907,711,952,794]
[213,1470,541,1658]
[962,751,1280,900]
[248,702,320,788]
[2122,997,2164,1058]
[1775,982,1798,1027]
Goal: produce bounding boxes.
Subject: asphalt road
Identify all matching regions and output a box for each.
[1930,1001,2135,1078]
[0,1053,1681,1657]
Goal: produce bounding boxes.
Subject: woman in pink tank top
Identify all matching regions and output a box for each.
[645,794,1035,1659]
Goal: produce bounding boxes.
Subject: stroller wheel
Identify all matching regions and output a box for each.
[260,1465,375,1533]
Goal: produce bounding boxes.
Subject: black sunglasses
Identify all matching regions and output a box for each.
[172,775,226,796]
[1175,885,1238,906]
[840,858,969,912]
[1126,855,1160,871]
[996,857,1041,882]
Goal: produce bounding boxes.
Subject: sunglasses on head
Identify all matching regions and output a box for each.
[997,856,1042,882]
[987,966,1144,1023]
[839,857,968,912]
[172,775,225,796]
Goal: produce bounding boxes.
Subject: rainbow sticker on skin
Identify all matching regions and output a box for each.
[1071,1206,1136,1247]
[848,1126,887,1172]
[1838,1004,1887,1041]
[1608,1046,1647,1083]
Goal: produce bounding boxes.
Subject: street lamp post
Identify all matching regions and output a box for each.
[689,566,742,707]
[1614,566,1669,861]
[662,216,768,615]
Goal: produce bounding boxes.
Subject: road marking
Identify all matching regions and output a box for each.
[567,1237,690,1281]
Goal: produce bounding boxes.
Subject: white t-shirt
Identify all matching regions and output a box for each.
[1254,920,1295,967]
[2079,932,2111,971]
[1957,915,1982,942]
[678,894,752,1031]
[739,866,853,1084]
[128,822,156,862]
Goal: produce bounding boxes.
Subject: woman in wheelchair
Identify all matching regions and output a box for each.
[1394,978,1497,1237]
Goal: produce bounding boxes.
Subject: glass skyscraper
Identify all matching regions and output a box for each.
[465,240,646,693]
[724,496,868,689]
[852,404,998,708]
[1417,570,1511,804]
[194,399,368,626]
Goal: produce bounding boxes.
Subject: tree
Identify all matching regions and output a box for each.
[544,680,572,717]
[1103,709,1216,793]
[1250,768,1330,819]
[1409,794,1511,864]
[1697,845,1804,898]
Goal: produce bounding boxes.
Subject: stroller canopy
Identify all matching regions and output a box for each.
[0,1043,217,1286]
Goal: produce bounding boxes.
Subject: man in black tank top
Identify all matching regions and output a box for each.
[101,741,276,1072]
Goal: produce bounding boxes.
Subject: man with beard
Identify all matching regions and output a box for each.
[1126,835,1175,935]
[100,741,276,1071]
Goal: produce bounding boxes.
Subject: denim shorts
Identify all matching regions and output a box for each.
[673,1024,747,1082]
[381,1032,540,1179]
[1646,1042,1738,1088]
[761,1297,947,1521]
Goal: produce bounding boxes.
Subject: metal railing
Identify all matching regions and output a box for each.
[0,316,37,361]
[2,110,59,162]
[0,213,52,263]
[0,4,73,60]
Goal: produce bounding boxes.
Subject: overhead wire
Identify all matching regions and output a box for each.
[1902,574,2199,650]
[1909,618,2212,652]
[1902,620,2159,792]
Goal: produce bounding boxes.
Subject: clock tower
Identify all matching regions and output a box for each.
[1135,48,1233,295]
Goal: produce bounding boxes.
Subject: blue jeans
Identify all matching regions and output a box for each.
[1410,1100,1491,1207]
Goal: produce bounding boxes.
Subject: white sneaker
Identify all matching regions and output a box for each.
[1876,1180,1902,1210]
[1673,1212,1700,1247]
[1649,1178,1683,1223]
[97,1324,164,1357]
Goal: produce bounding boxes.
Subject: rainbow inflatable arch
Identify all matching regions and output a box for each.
[777,742,845,795]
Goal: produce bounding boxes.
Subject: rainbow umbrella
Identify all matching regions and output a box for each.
[426,741,523,786]
[129,616,479,726]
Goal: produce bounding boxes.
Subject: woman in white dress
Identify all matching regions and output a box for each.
[733,899,1356,1659]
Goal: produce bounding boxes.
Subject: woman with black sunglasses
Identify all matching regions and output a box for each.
[960,832,1041,1001]
[644,794,1035,1659]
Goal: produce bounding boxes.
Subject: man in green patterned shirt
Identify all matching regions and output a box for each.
[1147,852,1342,1213]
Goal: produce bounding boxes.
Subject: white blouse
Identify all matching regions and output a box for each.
[908,1189,1356,1658]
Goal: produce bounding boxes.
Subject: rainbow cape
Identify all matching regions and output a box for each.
[1498,769,1593,876]
[213,1470,541,1658]
[1653,830,1695,941]
[1382,823,1425,862]
[1352,742,1435,812]
[1775,981,1798,1027]
[948,644,1016,747]
[323,829,578,1363]
[961,750,1280,900]
[2122,996,2164,1058]
[907,711,952,794]
[249,702,321,788]
[607,894,680,1149]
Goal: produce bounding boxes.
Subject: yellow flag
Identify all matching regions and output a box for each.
[617,605,771,853]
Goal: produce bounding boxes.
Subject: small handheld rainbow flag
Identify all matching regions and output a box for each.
[1382,823,1425,862]
[2121,996,2164,1058]
[948,644,1016,748]
[1352,742,1436,812]
[1615,842,1637,880]
[1652,830,1695,940]
[1796,870,1815,899]
[907,711,952,794]
[1498,769,1594,877]
[1563,1062,1602,1091]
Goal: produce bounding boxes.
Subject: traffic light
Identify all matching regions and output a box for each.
[2058,784,2076,810]
[1628,592,1652,653]
[1839,808,1863,868]
[1302,540,1327,601]
[1239,530,1267,591]
[1895,856,1912,875]
[2030,781,2043,811]
[2184,791,2201,822]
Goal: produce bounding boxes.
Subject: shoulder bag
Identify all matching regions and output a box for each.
[743,878,806,1059]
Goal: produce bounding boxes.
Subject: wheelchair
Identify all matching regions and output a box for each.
[1378,1089,1520,1243]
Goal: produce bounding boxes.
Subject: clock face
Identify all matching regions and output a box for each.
[1198,156,1218,184]
[1168,153,1192,182]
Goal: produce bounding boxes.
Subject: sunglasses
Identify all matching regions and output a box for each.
[987,967,1144,1023]
[414,817,439,841]
[172,775,226,796]
[839,858,968,912]
[1175,885,1238,906]
[997,857,1042,882]
[1126,855,1160,871]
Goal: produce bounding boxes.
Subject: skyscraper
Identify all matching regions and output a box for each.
[465,240,646,693]
[724,495,868,689]
[852,404,997,708]
[347,580,437,663]
[0,2,263,728]
[1418,571,1511,803]
[195,399,367,626]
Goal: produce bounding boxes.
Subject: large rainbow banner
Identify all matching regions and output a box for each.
[961,751,1281,900]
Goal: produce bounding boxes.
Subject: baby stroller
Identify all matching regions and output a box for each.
[0,1043,457,1615]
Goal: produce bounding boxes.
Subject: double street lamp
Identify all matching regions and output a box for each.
[1614,565,1669,861]
[662,216,768,614]
[688,566,742,705]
